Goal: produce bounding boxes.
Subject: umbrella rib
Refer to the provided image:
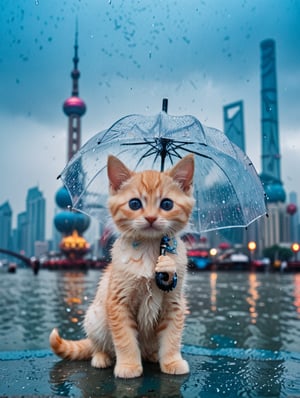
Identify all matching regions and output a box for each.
[122,140,213,168]
[133,147,162,169]
[121,140,155,146]
[177,147,213,160]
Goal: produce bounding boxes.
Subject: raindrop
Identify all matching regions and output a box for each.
[182,36,190,44]
[35,0,39,5]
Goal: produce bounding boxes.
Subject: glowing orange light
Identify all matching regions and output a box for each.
[210,248,217,256]
[65,297,82,304]
[292,243,300,253]
[248,241,256,251]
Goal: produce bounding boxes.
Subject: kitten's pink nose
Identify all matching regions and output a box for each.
[145,216,157,225]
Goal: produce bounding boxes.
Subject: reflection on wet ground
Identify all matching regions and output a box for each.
[0,269,300,396]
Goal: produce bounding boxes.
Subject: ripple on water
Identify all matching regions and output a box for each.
[0,269,299,353]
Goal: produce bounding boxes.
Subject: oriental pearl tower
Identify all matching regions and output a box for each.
[63,29,86,161]
[54,30,90,261]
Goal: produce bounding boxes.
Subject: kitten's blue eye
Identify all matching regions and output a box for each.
[160,198,174,211]
[129,198,142,210]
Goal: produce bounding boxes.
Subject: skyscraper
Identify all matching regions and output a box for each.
[17,211,28,255]
[223,101,246,246]
[25,187,46,257]
[259,39,288,248]
[260,39,285,203]
[223,100,245,152]
[0,201,12,255]
[289,191,299,242]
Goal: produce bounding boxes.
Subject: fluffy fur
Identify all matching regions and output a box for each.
[50,154,195,378]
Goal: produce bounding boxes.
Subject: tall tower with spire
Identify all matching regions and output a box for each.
[259,39,289,248]
[63,28,86,161]
[53,29,90,262]
[260,39,285,203]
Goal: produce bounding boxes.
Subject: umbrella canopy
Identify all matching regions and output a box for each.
[59,111,267,232]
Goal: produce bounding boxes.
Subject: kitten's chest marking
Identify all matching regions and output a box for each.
[118,239,159,278]
[136,278,163,330]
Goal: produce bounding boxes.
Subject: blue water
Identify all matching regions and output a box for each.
[1,269,300,397]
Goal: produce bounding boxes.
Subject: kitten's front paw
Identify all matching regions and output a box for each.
[114,362,143,378]
[160,359,190,375]
[155,255,176,276]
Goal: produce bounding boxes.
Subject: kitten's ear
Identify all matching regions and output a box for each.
[168,154,194,193]
[107,155,133,193]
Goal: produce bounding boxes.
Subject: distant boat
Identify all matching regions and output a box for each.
[0,261,17,273]
[8,262,17,273]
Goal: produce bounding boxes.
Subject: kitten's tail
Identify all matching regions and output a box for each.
[49,328,93,360]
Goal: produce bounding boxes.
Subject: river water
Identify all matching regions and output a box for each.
[1,268,300,397]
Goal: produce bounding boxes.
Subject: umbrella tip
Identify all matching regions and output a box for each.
[162,98,168,113]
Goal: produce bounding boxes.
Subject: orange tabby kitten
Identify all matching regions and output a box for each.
[50,154,195,378]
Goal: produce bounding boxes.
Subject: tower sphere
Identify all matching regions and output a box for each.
[71,69,80,79]
[287,203,297,216]
[55,186,72,209]
[54,211,90,235]
[63,96,86,116]
[264,183,286,203]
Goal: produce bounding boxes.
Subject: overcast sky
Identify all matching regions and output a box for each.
[1,0,299,238]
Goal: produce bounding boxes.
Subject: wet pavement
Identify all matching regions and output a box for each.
[1,269,300,396]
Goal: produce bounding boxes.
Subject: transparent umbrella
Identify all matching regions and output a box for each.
[58,108,267,233]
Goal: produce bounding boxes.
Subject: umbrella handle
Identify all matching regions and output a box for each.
[155,237,177,292]
[155,271,177,292]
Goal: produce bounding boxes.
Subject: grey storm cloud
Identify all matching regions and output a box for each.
[1,0,299,120]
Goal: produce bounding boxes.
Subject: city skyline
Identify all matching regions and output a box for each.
[1,0,299,238]
[0,185,46,259]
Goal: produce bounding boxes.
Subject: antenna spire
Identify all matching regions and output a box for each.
[71,20,80,96]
